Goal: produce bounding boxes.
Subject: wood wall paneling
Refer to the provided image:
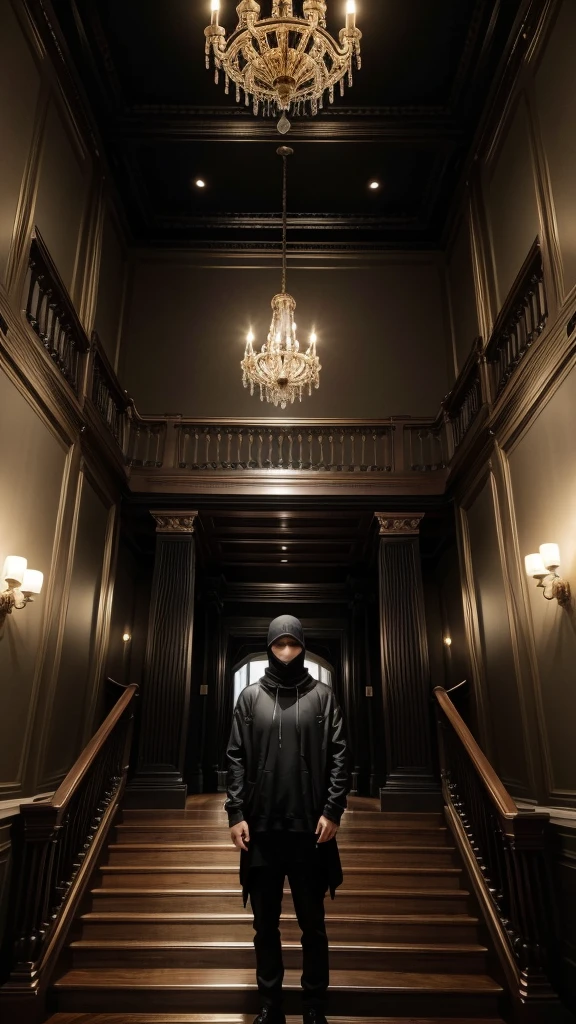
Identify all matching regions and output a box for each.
[484,96,541,310]
[93,206,127,368]
[121,257,452,419]
[447,212,480,376]
[507,362,576,805]
[33,97,91,298]
[0,1,41,287]
[0,366,68,798]
[0,819,13,979]
[551,821,576,1012]
[461,474,531,797]
[39,471,111,789]
[533,0,576,302]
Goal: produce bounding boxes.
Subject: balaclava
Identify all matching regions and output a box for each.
[264,614,309,688]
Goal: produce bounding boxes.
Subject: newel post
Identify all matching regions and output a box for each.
[375,512,440,810]
[125,511,198,808]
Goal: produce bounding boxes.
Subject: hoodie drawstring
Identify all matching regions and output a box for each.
[272,682,303,750]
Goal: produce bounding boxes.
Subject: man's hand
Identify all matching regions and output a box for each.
[230,820,250,852]
[315,815,338,844]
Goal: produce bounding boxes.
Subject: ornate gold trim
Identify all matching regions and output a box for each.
[152,511,199,534]
[375,512,424,536]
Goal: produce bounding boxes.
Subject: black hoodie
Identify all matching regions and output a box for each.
[224,615,349,903]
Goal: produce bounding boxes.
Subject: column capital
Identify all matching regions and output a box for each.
[375,512,424,536]
[152,511,198,534]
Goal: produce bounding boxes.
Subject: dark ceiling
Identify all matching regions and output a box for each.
[46,0,525,249]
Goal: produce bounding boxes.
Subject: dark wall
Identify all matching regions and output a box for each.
[120,255,452,419]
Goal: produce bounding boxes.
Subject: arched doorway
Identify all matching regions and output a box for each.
[233,650,333,708]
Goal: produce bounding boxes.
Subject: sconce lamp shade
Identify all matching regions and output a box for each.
[22,569,43,595]
[539,543,560,571]
[2,555,27,586]
[525,552,548,578]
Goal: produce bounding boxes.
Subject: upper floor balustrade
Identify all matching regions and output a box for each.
[15,233,549,496]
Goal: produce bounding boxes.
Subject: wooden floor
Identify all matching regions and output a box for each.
[46,794,506,1023]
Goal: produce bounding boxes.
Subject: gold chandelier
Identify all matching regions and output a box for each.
[241,146,321,409]
[205,0,362,133]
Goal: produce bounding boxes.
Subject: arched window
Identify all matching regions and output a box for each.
[233,651,333,708]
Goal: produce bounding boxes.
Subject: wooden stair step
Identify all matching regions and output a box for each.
[70,938,489,972]
[121,809,445,825]
[98,865,465,891]
[51,967,503,1015]
[106,843,458,868]
[47,1015,506,1023]
[114,825,452,846]
[89,886,471,915]
[80,911,481,944]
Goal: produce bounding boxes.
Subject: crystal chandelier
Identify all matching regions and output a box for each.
[205,0,362,133]
[241,146,321,409]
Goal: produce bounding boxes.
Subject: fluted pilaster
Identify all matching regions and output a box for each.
[126,511,198,808]
[375,512,440,810]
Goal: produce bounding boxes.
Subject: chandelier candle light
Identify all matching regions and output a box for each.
[205,0,362,133]
[241,146,321,409]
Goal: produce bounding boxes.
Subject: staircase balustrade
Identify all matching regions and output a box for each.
[24,231,90,395]
[434,686,564,1016]
[1,684,138,1021]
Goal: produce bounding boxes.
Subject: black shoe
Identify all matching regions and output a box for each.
[303,1010,328,1024]
[253,1008,286,1024]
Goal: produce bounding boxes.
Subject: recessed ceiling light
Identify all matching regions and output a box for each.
[369,180,380,190]
[281,559,288,563]
[282,546,287,551]
[195,178,206,188]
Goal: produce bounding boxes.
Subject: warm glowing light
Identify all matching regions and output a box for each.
[2,556,27,586]
[539,543,560,570]
[369,180,380,189]
[122,632,132,643]
[195,178,206,188]
[246,329,255,343]
[211,0,220,11]
[443,636,452,647]
[22,569,43,595]
[346,1,356,12]
[310,332,317,343]
[281,559,288,563]
[525,553,548,578]
[282,546,287,551]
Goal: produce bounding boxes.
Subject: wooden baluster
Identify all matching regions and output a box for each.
[298,433,303,470]
[258,433,263,469]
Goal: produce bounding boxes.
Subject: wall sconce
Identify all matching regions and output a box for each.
[122,632,132,643]
[443,636,452,647]
[525,544,571,606]
[0,556,44,627]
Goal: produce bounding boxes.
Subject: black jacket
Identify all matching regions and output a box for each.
[225,675,349,904]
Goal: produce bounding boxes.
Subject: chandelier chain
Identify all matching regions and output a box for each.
[282,151,288,294]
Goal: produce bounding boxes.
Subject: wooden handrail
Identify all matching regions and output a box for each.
[48,683,137,810]
[2,684,138,1020]
[433,685,516,817]
[433,684,565,1015]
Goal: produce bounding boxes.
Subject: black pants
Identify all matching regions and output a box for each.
[248,858,329,1010]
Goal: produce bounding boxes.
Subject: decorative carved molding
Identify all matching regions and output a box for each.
[375,512,425,535]
[151,511,198,534]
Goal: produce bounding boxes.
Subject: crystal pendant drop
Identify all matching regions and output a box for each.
[277,114,291,135]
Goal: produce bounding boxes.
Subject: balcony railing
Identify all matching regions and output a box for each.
[176,422,396,473]
[24,231,90,395]
[18,236,552,494]
[485,240,547,399]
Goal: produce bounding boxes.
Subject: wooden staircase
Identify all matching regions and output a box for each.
[46,795,506,1024]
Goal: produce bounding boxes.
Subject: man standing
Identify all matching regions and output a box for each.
[225,614,349,1024]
